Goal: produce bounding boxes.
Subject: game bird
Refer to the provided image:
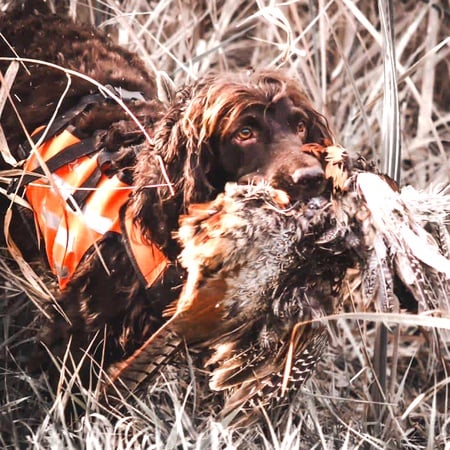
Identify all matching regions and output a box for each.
[105,144,450,425]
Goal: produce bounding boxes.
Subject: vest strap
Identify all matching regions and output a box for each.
[10,135,98,193]
[120,204,168,289]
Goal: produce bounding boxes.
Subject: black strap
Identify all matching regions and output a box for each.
[17,93,106,158]
[9,136,98,193]
[10,85,146,201]
[69,167,103,211]
[17,85,147,160]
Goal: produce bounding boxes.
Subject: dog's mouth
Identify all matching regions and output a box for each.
[238,166,327,203]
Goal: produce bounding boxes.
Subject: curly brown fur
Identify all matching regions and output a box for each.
[0,5,334,392]
[0,4,160,153]
[131,71,333,254]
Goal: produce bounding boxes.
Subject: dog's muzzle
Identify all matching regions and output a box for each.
[239,165,326,203]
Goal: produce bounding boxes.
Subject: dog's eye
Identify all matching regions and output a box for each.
[236,127,254,141]
[297,121,306,136]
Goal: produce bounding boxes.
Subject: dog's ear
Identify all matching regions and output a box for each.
[162,82,223,206]
[131,85,216,250]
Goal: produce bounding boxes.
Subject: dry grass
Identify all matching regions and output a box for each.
[1,0,449,448]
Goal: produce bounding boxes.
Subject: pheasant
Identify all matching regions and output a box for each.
[105,180,358,420]
[104,144,450,424]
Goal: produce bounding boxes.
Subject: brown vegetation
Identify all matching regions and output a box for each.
[0,0,449,448]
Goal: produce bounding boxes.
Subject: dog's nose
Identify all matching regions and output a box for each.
[291,166,325,192]
[280,165,326,201]
[238,165,326,202]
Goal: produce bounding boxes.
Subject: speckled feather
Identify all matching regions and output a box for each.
[105,181,356,421]
[105,145,450,424]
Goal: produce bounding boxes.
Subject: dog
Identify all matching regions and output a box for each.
[0,4,333,392]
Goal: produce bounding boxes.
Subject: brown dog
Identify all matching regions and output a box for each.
[0,5,332,392]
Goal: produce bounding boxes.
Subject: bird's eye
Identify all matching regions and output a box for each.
[236,126,254,141]
[297,121,306,136]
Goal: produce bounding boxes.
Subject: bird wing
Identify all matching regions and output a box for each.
[347,172,450,313]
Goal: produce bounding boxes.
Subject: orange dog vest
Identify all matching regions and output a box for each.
[22,128,168,289]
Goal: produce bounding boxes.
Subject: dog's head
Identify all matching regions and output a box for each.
[135,70,333,249]
[176,70,332,202]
